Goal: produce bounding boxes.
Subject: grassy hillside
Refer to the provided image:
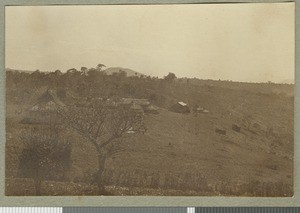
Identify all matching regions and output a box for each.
[5,71,294,196]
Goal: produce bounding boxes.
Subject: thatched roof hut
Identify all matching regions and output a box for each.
[20,89,65,125]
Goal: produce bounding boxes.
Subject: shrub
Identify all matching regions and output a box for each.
[18,127,72,195]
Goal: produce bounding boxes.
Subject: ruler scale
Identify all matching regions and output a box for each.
[0,208,62,213]
[1,208,300,213]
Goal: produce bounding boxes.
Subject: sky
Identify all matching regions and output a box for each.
[5,3,295,83]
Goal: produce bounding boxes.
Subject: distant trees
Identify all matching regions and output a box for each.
[164,72,177,82]
[54,70,62,75]
[80,67,88,75]
[18,127,72,195]
[59,99,145,194]
[66,68,78,73]
[6,66,181,108]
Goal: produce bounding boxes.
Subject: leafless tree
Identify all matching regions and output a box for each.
[59,99,144,194]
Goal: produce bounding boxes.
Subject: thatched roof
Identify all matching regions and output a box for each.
[30,89,65,112]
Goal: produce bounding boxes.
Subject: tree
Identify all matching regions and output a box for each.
[54,70,62,75]
[164,72,177,82]
[96,64,106,71]
[18,127,72,195]
[81,67,88,76]
[67,68,78,73]
[59,99,145,194]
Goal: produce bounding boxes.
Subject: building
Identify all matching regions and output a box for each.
[20,89,65,125]
[170,102,190,113]
[121,98,152,113]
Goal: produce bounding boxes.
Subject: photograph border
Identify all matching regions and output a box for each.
[0,0,298,207]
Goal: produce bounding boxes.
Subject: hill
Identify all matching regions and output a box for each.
[5,68,49,74]
[5,71,294,196]
[104,67,144,77]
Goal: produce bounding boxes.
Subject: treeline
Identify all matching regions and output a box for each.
[6,66,178,108]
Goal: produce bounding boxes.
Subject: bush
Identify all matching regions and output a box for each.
[18,127,72,195]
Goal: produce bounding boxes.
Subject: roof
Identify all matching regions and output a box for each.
[178,102,187,106]
[30,89,65,112]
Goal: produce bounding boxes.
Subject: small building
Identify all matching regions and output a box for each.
[121,98,152,113]
[193,104,209,114]
[20,89,65,125]
[170,102,190,113]
[144,105,159,114]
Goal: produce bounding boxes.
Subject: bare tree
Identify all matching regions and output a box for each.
[59,99,144,194]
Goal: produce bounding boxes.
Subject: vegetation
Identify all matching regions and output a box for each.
[59,99,144,194]
[5,65,294,196]
[164,72,177,82]
[18,126,72,195]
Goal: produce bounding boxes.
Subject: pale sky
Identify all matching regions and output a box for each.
[5,3,295,83]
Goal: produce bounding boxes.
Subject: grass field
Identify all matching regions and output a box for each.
[5,80,294,196]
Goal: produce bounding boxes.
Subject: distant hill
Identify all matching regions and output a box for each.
[5,68,49,74]
[104,67,144,77]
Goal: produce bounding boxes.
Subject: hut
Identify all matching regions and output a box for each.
[121,98,151,113]
[170,102,190,113]
[20,89,65,125]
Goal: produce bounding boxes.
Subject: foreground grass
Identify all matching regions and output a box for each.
[6,178,292,197]
[5,178,208,196]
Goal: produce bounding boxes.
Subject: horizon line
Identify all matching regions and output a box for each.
[5,67,294,85]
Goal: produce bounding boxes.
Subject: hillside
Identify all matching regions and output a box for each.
[5,70,294,196]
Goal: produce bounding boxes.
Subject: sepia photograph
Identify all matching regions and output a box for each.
[5,3,294,197]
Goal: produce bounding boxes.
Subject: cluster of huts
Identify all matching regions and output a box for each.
[20,89,243,137]
[20,89,160,125]
[121,98,159,114]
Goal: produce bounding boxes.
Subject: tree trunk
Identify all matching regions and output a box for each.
[34,179,42,196]
[97,153,107,195]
